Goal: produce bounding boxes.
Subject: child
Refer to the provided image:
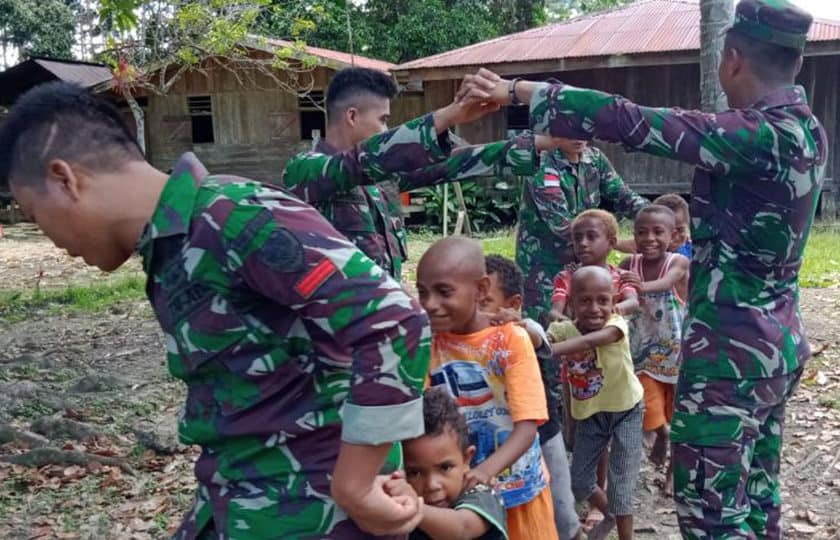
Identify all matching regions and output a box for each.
[397,388,509,540]
[416,237,558,540]
[653,193,691,259]
[550,209,639,321]
[619,205,689,495]
[548,266,644,540]
[483,255,581,540]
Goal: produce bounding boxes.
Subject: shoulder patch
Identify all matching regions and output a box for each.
[295,258,338,299]
[258,228,306,272]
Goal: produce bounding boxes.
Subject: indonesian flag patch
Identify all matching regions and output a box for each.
[295,258,338,298]
[544,168,560,188]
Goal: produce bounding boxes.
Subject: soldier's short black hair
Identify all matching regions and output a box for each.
[0,82,143,192]
[636,204,676,227]
[326,67,398,123]
[485,254,524,299]
[724,31,802,83]
[422,388,471,453]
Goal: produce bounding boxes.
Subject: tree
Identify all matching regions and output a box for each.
[489,0,547,34]
[545,0,631,21]
[699,0,733,112]
[0,0,75,68]
[97,0,319,153]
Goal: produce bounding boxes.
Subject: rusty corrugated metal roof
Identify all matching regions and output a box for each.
[258,37,395,72]
[395,0,840,72]
[32,58,112,87]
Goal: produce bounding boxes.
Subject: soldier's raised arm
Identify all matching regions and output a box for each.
[459,71,818,180]
[283,90,503,202]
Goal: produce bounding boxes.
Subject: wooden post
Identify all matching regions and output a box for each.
[452,182,472,236]
[443,184,449,236]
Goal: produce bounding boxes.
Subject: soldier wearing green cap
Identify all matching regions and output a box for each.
[456,0,827,537]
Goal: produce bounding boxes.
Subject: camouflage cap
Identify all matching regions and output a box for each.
[728,0,813,51]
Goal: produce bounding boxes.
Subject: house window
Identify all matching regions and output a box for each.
[506,105,530,137]
[299,91,326,141]
[188,95,214,144]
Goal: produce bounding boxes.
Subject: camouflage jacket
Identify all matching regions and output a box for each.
[517,146,647,265]
[283,134,538,280]
[530,82,827,379]
[140,119,440,539]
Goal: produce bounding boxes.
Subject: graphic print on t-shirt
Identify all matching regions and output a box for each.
[566,349,603,401]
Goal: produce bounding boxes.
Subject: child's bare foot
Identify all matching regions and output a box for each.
[582,508,604,532]
[587,513,616,540]
[650,433,667,467]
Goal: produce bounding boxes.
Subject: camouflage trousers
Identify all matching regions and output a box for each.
[518,257,564,328]
[670,368,804,539]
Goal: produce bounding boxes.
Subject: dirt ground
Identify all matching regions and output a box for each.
[1,226,839,539]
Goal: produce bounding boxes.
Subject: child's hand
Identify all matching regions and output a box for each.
[384,471,416,499]
[464,468,494,491]
[484,307,523,327]
[619,270,642,292]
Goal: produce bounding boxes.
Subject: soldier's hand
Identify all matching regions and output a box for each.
[349,474,424,535]
[455,68,508,106]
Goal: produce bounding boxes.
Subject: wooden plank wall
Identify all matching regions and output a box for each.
[146,65,335,183]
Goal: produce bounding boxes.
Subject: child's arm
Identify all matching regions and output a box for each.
[417,506,492,540]
[615,238,637,254]
[638,254,689,294]
[485,309,545,350]
[385,474,491,540]
[465,420,538,489]
[522,318,547,350]
[550,325,624,356]
[549,300,568,322]
[614,291,639,317]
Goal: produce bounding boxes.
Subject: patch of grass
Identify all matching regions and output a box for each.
[0,275,146,323]
[800,224,840,287]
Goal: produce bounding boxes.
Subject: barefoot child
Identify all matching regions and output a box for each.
[653,193,692,260]
[396,388,508,539]
[483,255,581,540]
[417,237,558,540]
[620,205,688,495]
[548,266,644,540]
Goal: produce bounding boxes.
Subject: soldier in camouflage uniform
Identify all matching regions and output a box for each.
[517,140,647,326]
[0,82,497,539]
[284,67,540,281]
[460,1,826,535]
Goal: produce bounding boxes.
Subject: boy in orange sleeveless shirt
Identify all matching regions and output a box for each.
[416,237,558,540]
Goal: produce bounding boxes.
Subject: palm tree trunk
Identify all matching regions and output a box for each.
[700,0,734,112]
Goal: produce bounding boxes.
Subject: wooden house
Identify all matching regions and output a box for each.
[122,39,394,181]
[390,0,840,216]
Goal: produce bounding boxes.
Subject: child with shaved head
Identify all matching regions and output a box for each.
[548,267,644,540]
[416,237,558,540]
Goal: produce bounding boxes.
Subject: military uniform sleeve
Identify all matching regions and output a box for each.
[228,193,431,445]
[530,82,781,177]
[283,112,451,204]
[591,148,648,219]
[527,153,574,238]
[396,133,538,192]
